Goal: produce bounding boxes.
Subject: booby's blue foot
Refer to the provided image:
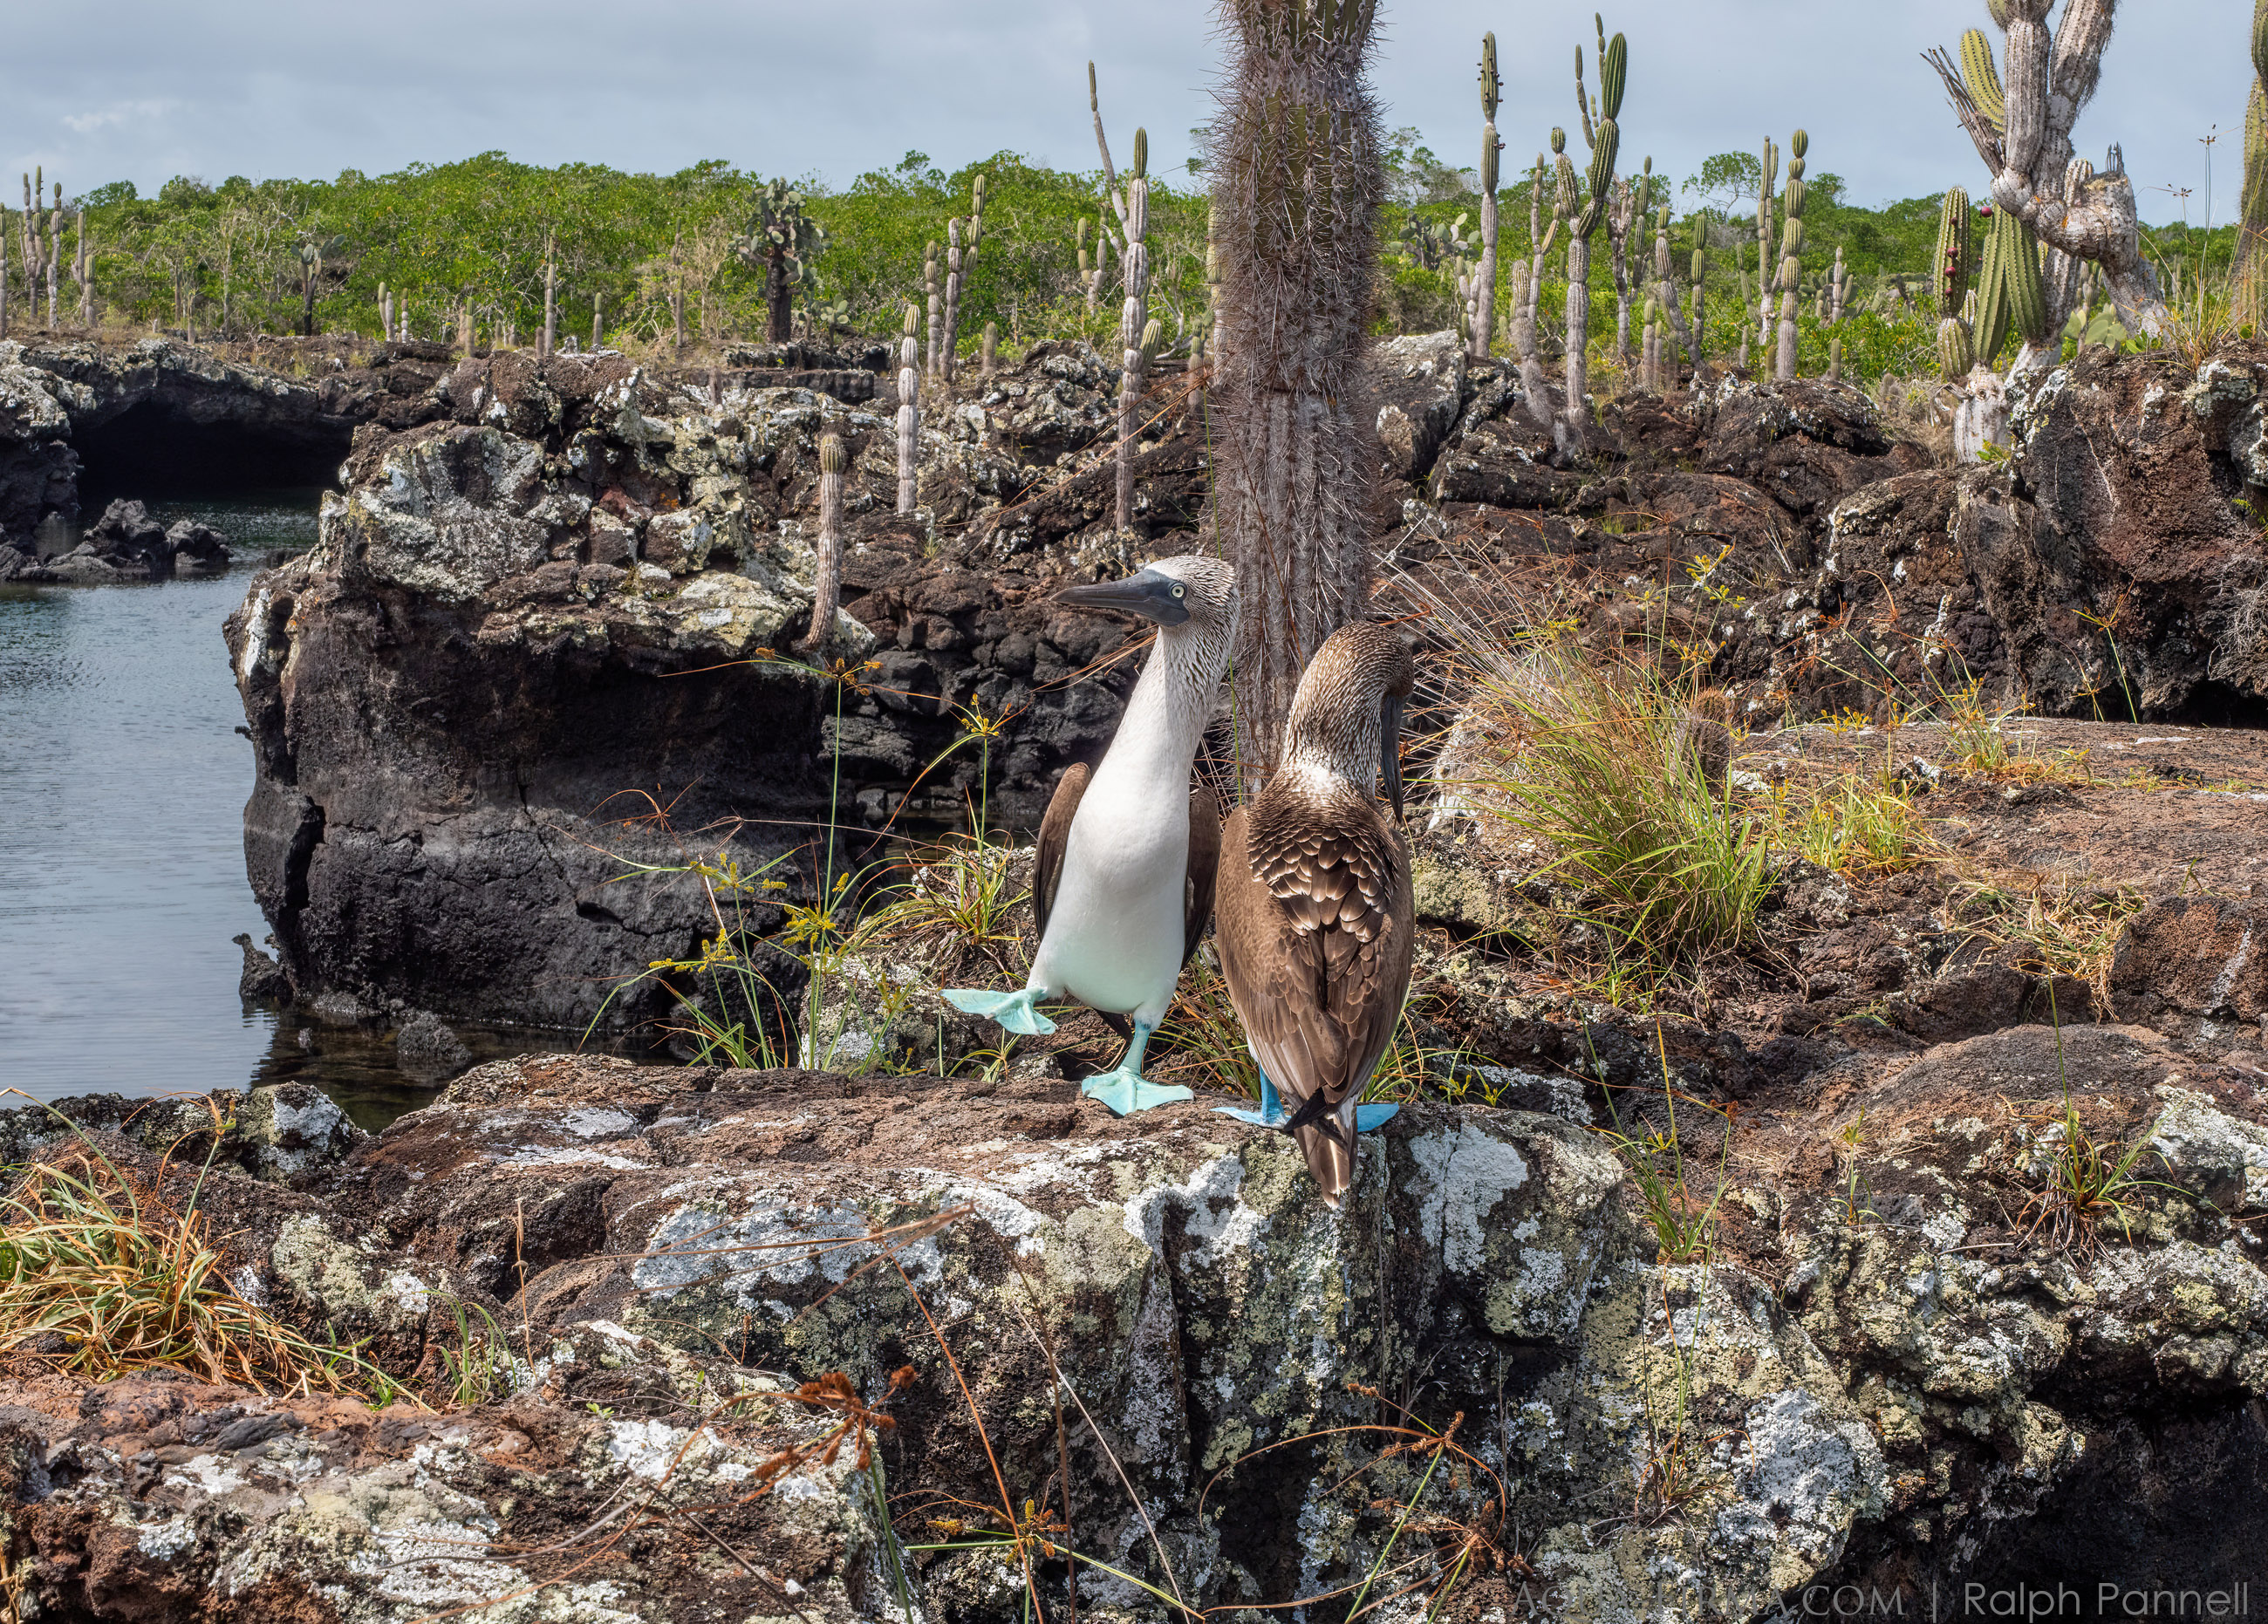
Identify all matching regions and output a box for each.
[1082,1068,1194,1116]
[1214,1071,1400,1133]
[940,987,1057,1036]
[1079,1019,1187,1116]
[1215,1069,1291,1127]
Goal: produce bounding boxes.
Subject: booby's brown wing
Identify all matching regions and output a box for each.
[1183,782,1221,966]
[1032,762,1091,943]
[1214,793,1416,1205]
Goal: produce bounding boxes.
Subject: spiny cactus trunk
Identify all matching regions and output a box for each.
[591,294,604,351]
[1116,148,1151,535]
[541,251,556,358]
[1474,174,1498,358]
[1211,0,1384,776]
[806,433,846,649]
[1563,235,1593,445]
[896,307,920,516]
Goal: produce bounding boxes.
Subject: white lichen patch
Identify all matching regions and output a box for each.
[1404,1122,1529,1273]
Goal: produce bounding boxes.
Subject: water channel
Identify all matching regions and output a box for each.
[0,495,595,1129]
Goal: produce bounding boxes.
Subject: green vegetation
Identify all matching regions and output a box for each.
[20,149,1211,360]
[12,133,2233,386]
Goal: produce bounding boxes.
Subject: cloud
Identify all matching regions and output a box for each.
[61,100,175,136]
[7,1,2251,227]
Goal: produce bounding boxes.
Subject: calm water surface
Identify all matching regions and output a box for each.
[0,495,598,1129]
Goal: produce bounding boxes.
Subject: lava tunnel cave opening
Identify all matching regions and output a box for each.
[72,401,352,511]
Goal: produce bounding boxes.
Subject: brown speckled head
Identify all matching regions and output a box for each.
[1282,620,1417,809]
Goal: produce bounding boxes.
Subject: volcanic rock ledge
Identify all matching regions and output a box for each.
[6,1032,2265,1620]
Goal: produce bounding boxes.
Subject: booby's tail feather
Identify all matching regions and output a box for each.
[1293,1121,1358,1209]
[941,987,1057,1036]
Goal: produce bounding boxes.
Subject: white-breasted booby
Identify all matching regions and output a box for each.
[1212,621,1417,1205]
[944,555,1239,1115]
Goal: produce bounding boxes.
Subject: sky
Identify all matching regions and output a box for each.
[10,1,2251,229]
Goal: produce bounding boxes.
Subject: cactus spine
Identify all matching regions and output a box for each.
[1116,128,1152,535]
[1472,31,1504,358]
[1211,0,1384,770]
[896,303,919,516]
[1772,131,1807,380]
[1561,16,1626,447]
[807,431,845,649]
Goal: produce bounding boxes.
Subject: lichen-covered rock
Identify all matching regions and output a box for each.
[311,1056,1900,1617]
[0,1351,917,1623]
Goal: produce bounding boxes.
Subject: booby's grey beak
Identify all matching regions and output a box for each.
[1380,692,1405,822]
[1058,567,1192,626]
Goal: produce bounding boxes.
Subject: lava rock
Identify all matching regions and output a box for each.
[164,516,230,573]
[83,498,176,577]
[393,1010,473,1082]
[232,931,291,1002]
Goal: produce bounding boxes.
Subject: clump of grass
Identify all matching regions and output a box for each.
[1592,1032,1733,1266]
[1767,771,1928,877]
[0,1095,370,1395]
[1951,876,2146,1001]
[1457,638,1772,975]
[2010,1094,2170,1257]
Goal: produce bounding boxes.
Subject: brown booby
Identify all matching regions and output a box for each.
[944,555,1239,1114]
[1212,621,1417,1204]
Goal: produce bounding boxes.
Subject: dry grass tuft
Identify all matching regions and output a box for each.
[0,1095,365,1395]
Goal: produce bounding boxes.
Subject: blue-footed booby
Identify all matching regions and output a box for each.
[943,555,1238,1115]
[1213,622,1417,1206]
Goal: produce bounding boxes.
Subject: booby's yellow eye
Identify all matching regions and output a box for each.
[1172,584,1185,597]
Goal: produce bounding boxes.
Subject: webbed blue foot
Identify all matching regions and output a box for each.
[1081,1068,1194,1116]
[941,987,1057,1036]
[1214,1071,1400,1133]
[1216,1069,1291,1127]
[1078,1019,1187,1116]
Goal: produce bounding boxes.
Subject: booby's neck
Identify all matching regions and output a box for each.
[1282,705,1381,791]
[1100,623,1227,784]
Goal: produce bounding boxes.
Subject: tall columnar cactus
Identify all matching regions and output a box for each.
[896,303,919,516]
[1650,203,1697,388]
[1606,161,1643,368]
[1829,247,1848,324]
[1472,31,1504,359]
[20,172,56,331]
[591,293,604,351]
[923,241,942,378]
[1211,0,1384,772]
[74,214,92,328]
[981,320,999,376]
[1755,138,1779,352]
[1560,16,1625,447]
[941,174,987,383]
[736,179,827,345]
[1925,2,2164,357]
[1116,128,1153,535]
[44,184,61,330]
[807,431,846,649]
[1509,149,1567,428]
[2239,0,2268,321]
[1773,130,1808,381]
[1686,210,1711,378]
[541,235,557,357]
